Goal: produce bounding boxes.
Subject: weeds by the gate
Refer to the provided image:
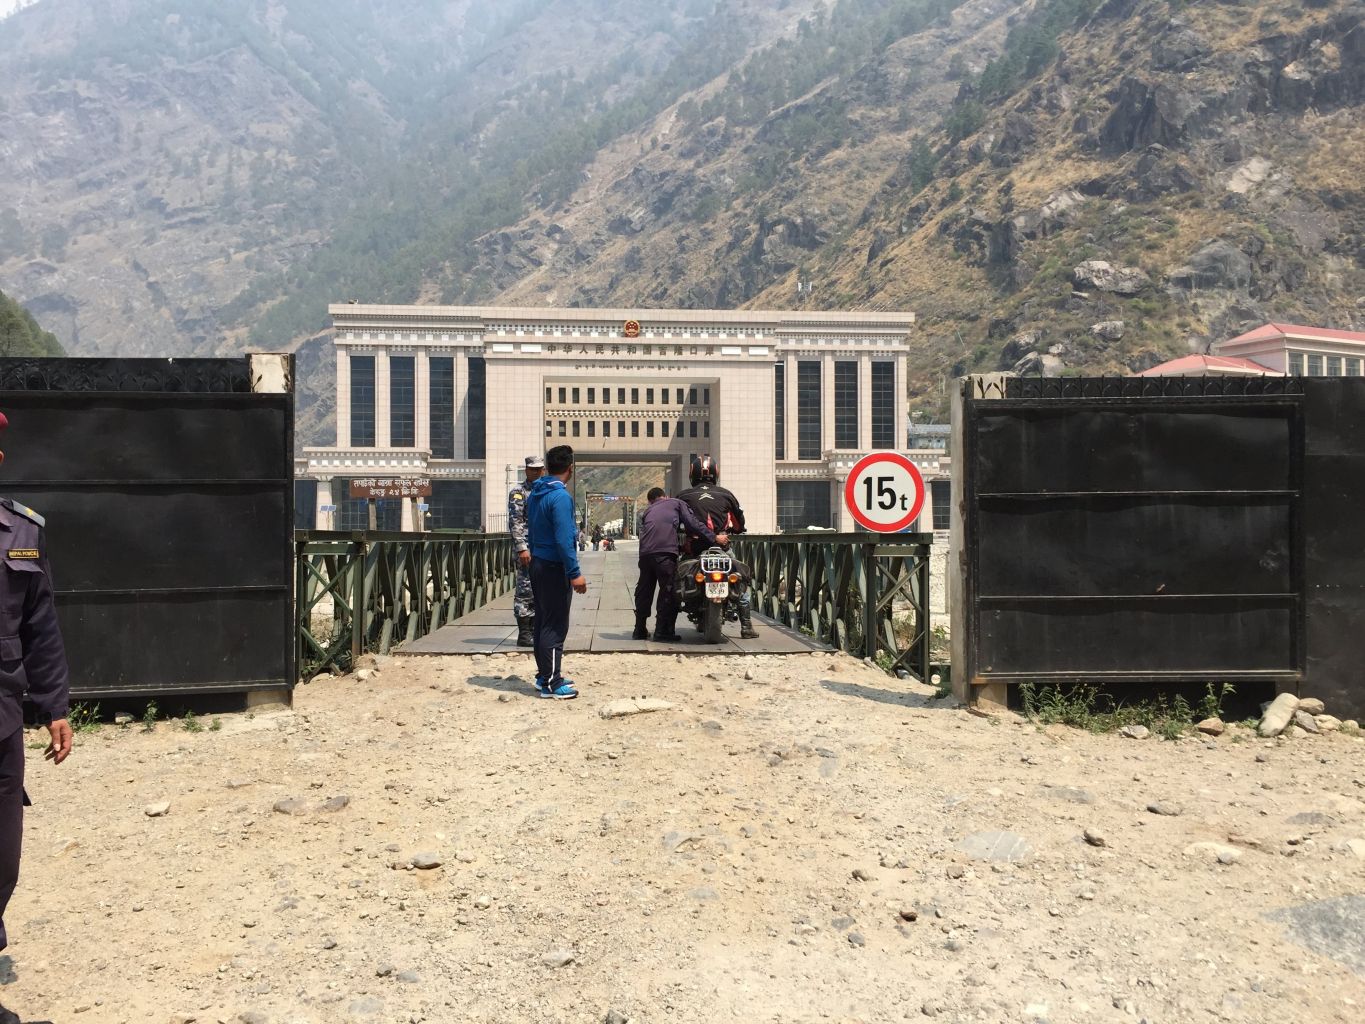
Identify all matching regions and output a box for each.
[1019,682,1235,738]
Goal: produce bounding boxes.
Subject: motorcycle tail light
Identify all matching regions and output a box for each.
[728,573,740,584]
[694,572,705,583]
[710,571,725,582]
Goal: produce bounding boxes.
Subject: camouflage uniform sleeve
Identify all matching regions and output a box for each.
[509,487,530,553]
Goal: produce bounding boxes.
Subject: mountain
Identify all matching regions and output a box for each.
[2,0,1363,436]
[0,288,65,356]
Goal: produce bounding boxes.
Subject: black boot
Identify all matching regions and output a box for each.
[738,600,759,640]
[517,616,535,647]
[653,614,683,643]
[632,615,649,641]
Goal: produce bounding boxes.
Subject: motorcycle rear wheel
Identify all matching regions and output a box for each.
[703,601,725,644]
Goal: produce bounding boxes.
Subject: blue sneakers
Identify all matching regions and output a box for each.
[538,679,579,700]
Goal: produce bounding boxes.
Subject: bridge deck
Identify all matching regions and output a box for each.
[398,545,829,656]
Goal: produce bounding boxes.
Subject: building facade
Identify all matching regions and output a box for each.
[296,303,940,535]
[1213,322,1365,376]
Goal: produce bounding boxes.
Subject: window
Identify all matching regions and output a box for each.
[294,480,317,531]
[1307,354,1324,375]
[467,357,486,459]
[689,420,698,438]
[931,479,952,531]
[617,421,625,437]
[350,356,375,447]
[587,421,596,438]
[631,421,640,437]
[618,388,626,404]
[1288,353,1305,376]
[428,481,480,531]
[572,421,580,437]
[545,420,552,437]
[646,388,654,405]
[1327,356,1343,376]
[602,420,610,436]
[646,421,655,438]
[389,357,415,447]
[572,387,580,403]
[797,361,821,460]
[558,421,566,437]
[429,357,455,459]
[631,387,639,404]
[558,387,567,404]
[662,421,670,437]
[834,361,858,449]
[588,387,595,404]
[1348,359,1362,376]
[777,481,832,532]
[703,387,711,405]
[688,387,697,405]
[774,363,785,460]
[871,362,896,449]
[676,388,684,405]
[336,480,369,531]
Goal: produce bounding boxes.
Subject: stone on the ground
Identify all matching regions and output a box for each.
[1147,801,1182,817]
[375,963,394,977]
[599,698,677,719]
[144,801,171,818]
[1083,828,1107,848]
[1315,715,1342,732]
[355,669,372,682]
[1042,785,1095,805]
[1259,692,1299,737]
[319,795,351,812]
[1344,719,1360,731]
[456,850,477,863]
[1119,725,1149,740]
[1184,841,1241,864]
[957,831,1034,863]
[605,1012,631,1024]
[851,867,877,881]
[744,669,755,681]
[541,949,575,968]
[847,931,866,947]
[410,852,442,870]
[1196,718,1224,736]
[113,711,134,725]
[1285,724,1310,740]
[272,798,309,816]
[1266,895,1365,975]
[1338,839,1365,860]
[1293,710,1321,734]
[1297,697,1326,715]
[396,970,420,983]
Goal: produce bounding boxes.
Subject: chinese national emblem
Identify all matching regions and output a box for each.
[623,320,641,338]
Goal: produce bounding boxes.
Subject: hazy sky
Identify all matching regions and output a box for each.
[0,0,34,19]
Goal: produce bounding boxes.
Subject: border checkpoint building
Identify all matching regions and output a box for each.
[295,304,951,539]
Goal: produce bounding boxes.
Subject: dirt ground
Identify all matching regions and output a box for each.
[3,650,1364,1024]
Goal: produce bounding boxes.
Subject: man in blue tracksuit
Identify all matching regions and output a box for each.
[525,445,587,699]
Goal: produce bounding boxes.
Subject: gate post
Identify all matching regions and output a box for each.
[351,538,366,667]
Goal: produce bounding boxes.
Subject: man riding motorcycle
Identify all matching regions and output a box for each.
[677,455,759,639]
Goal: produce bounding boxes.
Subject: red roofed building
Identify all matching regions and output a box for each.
[1135,354,1284,378]
[1214,322,1365,376]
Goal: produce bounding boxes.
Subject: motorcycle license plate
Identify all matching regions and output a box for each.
[705,582,730,599]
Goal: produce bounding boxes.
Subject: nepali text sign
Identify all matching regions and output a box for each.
[348,477,432,499]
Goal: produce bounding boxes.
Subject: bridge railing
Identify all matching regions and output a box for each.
[731,533,933,682]
[295,531,513,681]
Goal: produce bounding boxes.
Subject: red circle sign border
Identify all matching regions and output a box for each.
[843,451,927,533]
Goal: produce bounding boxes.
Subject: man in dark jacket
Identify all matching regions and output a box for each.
[0,409,72,1023]
[525,445,587,699]
[633,487,726,642]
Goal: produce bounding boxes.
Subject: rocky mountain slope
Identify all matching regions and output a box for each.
[474,0,1365,412]
[0,287,64,356]
[3,0,1362,437]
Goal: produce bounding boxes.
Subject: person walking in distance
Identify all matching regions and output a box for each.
[634,487,725,642]
[0,410,72,1024]
[525,445,587,699]
[508,455,545,647]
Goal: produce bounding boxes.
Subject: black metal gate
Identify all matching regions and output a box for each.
[960,376,1308,697]
[0,357,294,702]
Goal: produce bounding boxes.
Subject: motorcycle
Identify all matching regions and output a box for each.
[676,545,751,644]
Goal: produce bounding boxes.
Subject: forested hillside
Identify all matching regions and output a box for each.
[0,288,65,356]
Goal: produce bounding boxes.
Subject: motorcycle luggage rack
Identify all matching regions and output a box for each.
[700,552,732,573]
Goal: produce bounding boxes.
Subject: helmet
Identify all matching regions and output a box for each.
[689,454,718,486]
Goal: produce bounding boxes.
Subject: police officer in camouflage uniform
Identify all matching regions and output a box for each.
[0,409,73,1019]
[509,455,545,646]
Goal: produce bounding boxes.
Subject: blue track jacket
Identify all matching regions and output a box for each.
[527,476,582,579]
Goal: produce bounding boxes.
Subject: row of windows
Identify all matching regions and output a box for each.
[547,419,710,440]
[350,355,485,455]
[546,385,711,407]
[1287,352,1364,376]
[330,480,482,531]
[778,359,898,460]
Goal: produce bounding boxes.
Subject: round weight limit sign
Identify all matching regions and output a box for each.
[843,452,927,533]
